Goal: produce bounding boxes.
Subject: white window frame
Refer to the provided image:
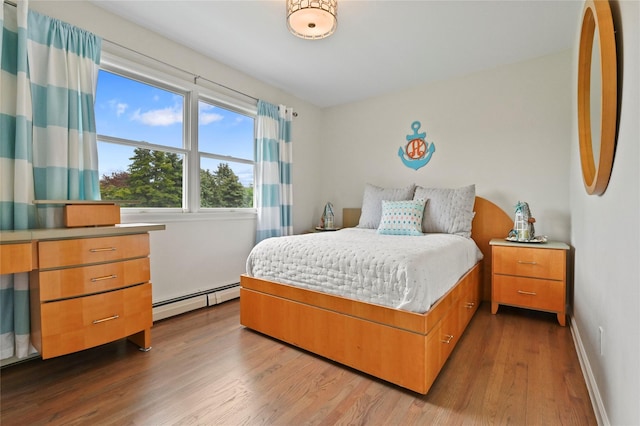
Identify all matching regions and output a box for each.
[97,49,257,219]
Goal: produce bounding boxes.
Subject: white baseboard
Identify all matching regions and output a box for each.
[154,286,240,322]
[570,316,609,426]
[153,296,207,321]
[207,286,240,305]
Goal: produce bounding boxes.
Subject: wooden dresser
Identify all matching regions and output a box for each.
[0,224,164,359]
[490,238,570,326]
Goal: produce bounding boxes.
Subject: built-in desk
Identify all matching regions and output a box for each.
[0,223,165,359]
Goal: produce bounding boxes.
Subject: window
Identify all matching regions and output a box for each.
[198,100,254,208]
[96,64,256,211]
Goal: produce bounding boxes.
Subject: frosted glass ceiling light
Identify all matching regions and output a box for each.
[287,0,337,40]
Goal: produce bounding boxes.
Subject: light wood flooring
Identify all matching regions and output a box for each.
[1,300,596,425]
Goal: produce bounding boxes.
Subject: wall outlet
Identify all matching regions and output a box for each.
[598,326,604,356]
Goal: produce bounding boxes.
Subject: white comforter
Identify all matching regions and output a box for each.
[246,228,483,313]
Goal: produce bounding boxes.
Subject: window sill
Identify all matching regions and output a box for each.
[120,209,257,223]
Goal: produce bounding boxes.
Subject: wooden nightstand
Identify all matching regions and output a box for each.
[490,238,570,326]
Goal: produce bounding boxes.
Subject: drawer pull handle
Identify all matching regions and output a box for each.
[92,314,120,324]
[441,334,454,344]
[90,274,118,282]
[517,260,537,265]
[465,302,475,309]
[517,290,537,296]
[89,247,117,253]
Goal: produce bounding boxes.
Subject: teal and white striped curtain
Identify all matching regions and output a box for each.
[0,0,101,360]
[28,9,102,226]
[0,0,35,360]
[255,100,293,243]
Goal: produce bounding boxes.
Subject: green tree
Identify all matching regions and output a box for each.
[200,163,247,208]
[243,185,253,208]
[100,171,132,204]
[215,163,245,207]
[200,168,217,207]
[100,151,253,208]
[127,148,183,207]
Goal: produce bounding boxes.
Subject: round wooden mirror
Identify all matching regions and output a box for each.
[577,0,617,195]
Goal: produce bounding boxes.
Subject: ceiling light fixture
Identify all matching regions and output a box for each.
[287,0,337,40]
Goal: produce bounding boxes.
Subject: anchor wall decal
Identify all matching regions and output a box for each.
[398,121,436,170]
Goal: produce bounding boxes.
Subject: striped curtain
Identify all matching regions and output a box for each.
[0,1,101,360]
[27,9,102,227]
[1,0,36,360]
[255,100,293,243]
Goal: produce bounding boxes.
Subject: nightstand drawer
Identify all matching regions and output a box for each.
[493,275,565,312]
[38,258,150,302]
[38,234,150,269]
[493,245,565,280]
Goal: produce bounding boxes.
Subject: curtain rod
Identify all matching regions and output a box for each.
[4,0,298,117]
[108,38,297,117]
[104,39,259,102]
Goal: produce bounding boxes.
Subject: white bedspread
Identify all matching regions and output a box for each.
[246,228,483,313]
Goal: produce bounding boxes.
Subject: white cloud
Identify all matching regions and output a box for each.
[198,103,223,125]
[116,103,128,117]
[107,99,128,117]
[200,112,224,125]
[131,106,183,126]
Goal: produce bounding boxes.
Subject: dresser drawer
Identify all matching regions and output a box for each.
[38,258,150,302]
[493,275,565,312]
[39,283,152,359]
[492,246,566,280]
[38,234,149,269]
[0,242,33,274]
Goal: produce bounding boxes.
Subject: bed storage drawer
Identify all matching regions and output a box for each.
[457,266,481,331]
[38,258,150,302]
[426,302,459,388]
[38,234,150,269]
[37,283,152,359]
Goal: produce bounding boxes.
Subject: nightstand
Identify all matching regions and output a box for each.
[305,227,341,233]
[490,238,570,326]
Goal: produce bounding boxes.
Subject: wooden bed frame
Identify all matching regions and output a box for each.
[240,196,512,394]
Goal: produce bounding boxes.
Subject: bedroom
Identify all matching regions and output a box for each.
[0,0,638,425]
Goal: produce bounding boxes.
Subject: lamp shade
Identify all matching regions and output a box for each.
[287,0,337,40]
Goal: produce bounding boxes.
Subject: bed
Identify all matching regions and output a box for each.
[240,190,511,394]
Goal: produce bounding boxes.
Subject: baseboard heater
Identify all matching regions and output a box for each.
[152,283,240,322]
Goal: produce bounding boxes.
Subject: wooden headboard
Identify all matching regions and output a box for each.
[341,196,512,301]
[471,197,513,300]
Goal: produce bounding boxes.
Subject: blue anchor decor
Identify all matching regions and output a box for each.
[398,121,436,170]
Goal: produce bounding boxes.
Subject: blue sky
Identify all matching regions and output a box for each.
[95,70,255,186]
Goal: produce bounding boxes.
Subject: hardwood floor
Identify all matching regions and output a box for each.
[0,300,596,425]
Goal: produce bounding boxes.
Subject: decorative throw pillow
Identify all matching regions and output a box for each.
[357,183,416,229]
[376,199,426,236]
[414,184,475,238]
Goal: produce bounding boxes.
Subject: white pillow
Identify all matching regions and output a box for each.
[413,184,476,238]
[357,183,416,229]
[377,199,426,236]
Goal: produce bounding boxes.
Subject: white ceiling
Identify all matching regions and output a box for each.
[90,0,583,108]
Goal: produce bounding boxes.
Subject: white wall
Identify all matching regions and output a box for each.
[569,1,639,424]
[320,51,573,242]
[29,1,324,302]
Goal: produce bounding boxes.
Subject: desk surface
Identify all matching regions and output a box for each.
[0,223,165,244]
